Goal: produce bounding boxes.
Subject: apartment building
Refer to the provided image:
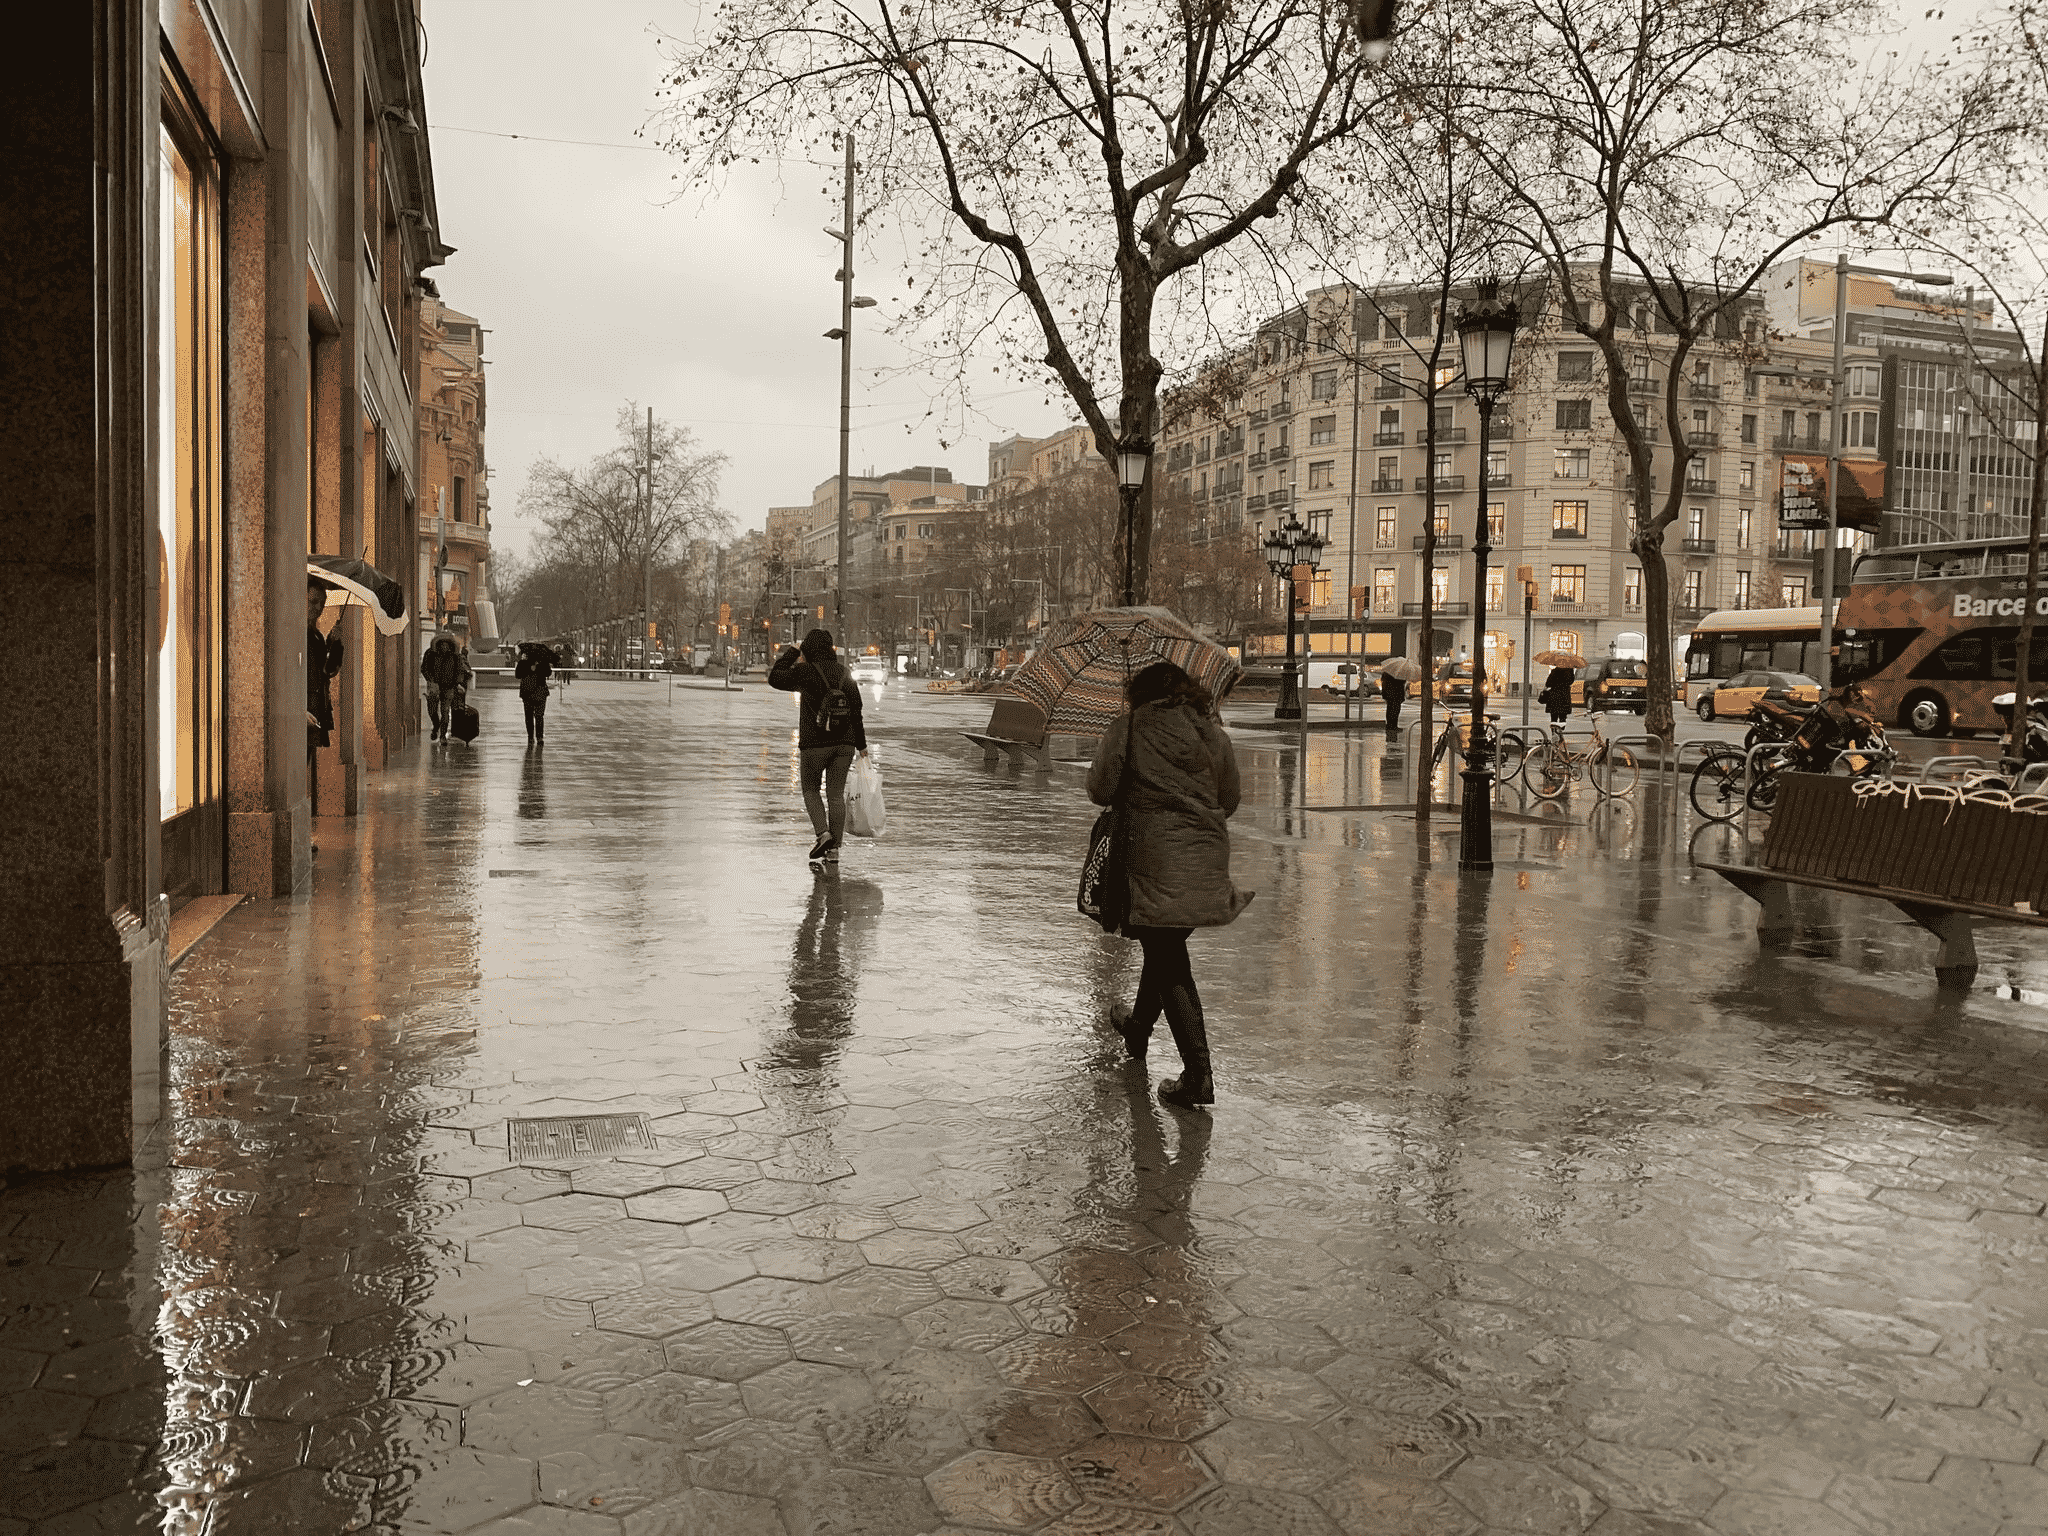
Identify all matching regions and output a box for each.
[1764,258,2033,550]
[1156,277,1828,677]
[417,296,493,654]
[989,424,1103,494]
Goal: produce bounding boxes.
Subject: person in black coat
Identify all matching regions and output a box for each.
[1378,668,1409,735]
[1538,664,1577,724]
[420,635,473,742]
[515,643,554,746]
[768,628,869,864]
[306,578,344,759]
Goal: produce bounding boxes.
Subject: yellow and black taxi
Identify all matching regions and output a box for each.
[1435,660,1479,711]
[1694,669,1820,722]
[1580,659,1650,714]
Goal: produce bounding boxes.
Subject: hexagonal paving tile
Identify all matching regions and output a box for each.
[536,1429,688,1513]
[1062,1432,1214,1510]
[624,1188,729,1227]
[926,1448,1084,1528]
[591,1287,717,1339]
[1195,1418,1346,1494]
[519,1193,626,1231]
[1083,1373,1229,1441]
[601,1371,746,1445]
[664,1320,792,1381]
[905,1299,1028,1353]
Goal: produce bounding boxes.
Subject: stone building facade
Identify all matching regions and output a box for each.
[417,296,493,655]
[1154,277,1856,679]
[2,0,446,1170]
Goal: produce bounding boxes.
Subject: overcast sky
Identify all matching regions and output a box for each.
[420,1,1071,562]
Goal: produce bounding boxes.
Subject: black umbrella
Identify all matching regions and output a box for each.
[308,555,409,635]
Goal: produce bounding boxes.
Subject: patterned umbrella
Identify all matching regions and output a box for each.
[1001,607,1241,737]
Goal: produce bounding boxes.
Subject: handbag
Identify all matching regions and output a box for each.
[1077,719,1139,933]
[847,751,886,838]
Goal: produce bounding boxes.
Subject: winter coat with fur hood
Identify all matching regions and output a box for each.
[1086,698,1252,930]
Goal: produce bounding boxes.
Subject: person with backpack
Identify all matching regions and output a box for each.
[769,628,868,864]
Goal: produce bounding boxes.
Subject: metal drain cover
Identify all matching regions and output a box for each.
[508,1113,655,1162]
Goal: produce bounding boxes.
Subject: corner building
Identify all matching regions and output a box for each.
[1,0,446,1170]
[1157,277,1806,681]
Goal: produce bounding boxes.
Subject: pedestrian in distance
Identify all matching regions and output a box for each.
[769,628,868,866]
[1089,661,1254,1110]
[306,579,345,841]
[1378,667,1408,736]
[421,634,473,742]
[516,643,554,747]
[1538,664,1576,725]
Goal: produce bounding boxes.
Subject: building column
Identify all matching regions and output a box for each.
[0,0,165,1170]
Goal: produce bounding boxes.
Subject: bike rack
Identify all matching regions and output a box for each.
[1917,756,1992,785]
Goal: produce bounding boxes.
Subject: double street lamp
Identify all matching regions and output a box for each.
[1452,279,1520,873]
[1263,510,1327,721]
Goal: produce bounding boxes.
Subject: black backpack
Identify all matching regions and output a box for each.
[814,673,853,737]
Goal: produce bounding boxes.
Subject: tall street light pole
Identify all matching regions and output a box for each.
[823,136,878,646]
[1454,280,1520,874]
[1115,442,1152,607]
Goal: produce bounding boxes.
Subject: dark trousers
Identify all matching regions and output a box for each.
[1383,695,1404,732]
[427,685,462,736]
[523,698,546,742]
[1126,925,1206,1072]
[799,743,857,843]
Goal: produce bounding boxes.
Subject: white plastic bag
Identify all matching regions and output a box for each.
[847,751,886,838]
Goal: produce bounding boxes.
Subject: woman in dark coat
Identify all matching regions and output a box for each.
[768,628,869,863]
[306,578,344,755]
[1086,661,1254,1109]
[1378,668,1409,735]
[1538,664,1576,725]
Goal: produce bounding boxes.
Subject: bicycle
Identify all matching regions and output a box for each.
[1745,689,1897,812]
[1525,718,1639,799]
[1425,713,1530,785]
[1689,746,1751,821]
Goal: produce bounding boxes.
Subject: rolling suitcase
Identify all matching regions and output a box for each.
[451,701,480,742]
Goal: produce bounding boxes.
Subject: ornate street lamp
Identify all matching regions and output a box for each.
[1263,509,1325,721]
[1116,440,1152,607]
[1453,279,1520,872]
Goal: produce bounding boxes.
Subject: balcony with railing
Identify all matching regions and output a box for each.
[1372,431,1404,446]
[1370,478,1405,493]
[1675,604,1711,622]
[1686,431,1722,449]
[1622,475,1658,492]
[1413,533,1464,549]
[1402,601,1470,616]
[1682,538,1717,554]
[1689,382,1722,400]
[1248,409,1268,425]
[1246,450,1267,468]
[1627,377,1660,395]
[1684,478,1717,495]
[1374,383,1406,399]
[1417,427,1468,444]
[1771,434,1825,452]
[1417,475,1466,491]
[1244,493,1265,512]
[1268,402,1295,420]
[1485,472,1513,489]
[1550,527,1587,540]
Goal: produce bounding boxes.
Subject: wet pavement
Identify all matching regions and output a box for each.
[7,677,2048,1535]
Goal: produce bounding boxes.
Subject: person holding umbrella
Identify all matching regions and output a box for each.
[1088,660,1254,1110]
[1535,651,1579,725]
[306,576,345,776]
[515,642,556,747]
[1377,659,1419,736]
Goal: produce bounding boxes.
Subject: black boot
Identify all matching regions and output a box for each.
[1157,983,1214,1108]
[1109,1004,1152,1062]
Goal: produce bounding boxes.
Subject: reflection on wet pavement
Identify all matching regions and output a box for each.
[6,681,2047,1534]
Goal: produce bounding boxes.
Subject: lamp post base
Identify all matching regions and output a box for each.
[1458,760,1495,872]
[1274,665,1303,720]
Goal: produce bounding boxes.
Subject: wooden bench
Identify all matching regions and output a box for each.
[1697,772,2048,988]
[963,697,1057,769]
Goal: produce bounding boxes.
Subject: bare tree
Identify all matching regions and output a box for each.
[515,406,731,647]
[1458,0,2013,738]
[655,0,1401,603]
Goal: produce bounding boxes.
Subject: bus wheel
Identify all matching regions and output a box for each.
[1904,692,1951,738]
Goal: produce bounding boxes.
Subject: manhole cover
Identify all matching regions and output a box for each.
[508,1114,655,1162]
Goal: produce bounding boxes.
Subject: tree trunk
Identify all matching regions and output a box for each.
[1418,376,1439,819]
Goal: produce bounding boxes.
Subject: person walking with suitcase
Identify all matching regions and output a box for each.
[1089,662,1253,1110]
[421,634,473,742]
[769,629,867,866]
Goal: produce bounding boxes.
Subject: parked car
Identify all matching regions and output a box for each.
[1435,660,1478,711]
[1581,658,1650,714]
[1320,663,1367,697]
[1695,669,1820,721]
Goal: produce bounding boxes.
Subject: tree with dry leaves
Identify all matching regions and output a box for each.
[654,0,1401,604]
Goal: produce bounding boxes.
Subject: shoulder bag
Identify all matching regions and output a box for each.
[1077,716,1139,933]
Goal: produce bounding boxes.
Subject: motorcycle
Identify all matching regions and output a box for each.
[1984,693,2048,789]
[1745,684,1895,811]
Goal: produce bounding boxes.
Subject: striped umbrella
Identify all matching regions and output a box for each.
[1001,607,1241,737]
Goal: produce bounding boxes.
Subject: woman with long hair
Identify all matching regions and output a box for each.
[1086,661,1253,1108]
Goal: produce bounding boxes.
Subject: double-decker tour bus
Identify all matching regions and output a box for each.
[1684,606,1824,692]
[1836,537,2048,738]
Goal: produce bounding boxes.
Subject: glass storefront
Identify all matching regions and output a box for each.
[158,98,223,896]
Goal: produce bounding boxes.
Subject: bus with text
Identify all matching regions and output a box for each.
[1685,606,1824,696]
[1837,537,2048,738]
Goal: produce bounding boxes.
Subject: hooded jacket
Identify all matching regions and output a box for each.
[769,645,868,751]
[421,638,472,691]
[1086,698,1252,929]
